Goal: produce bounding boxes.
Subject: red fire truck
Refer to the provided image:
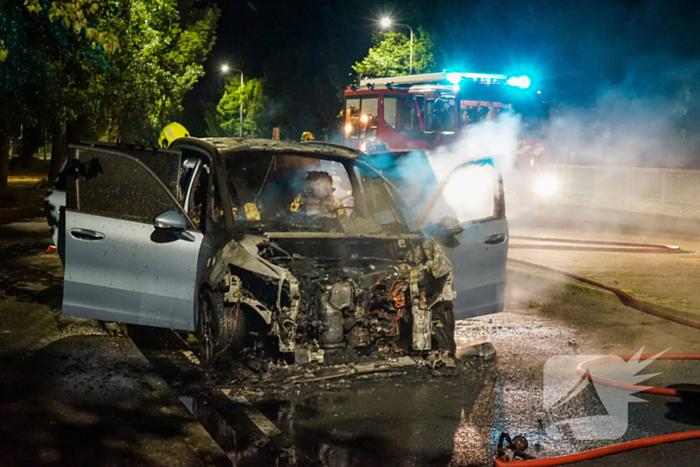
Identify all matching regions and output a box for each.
[343,71,554,201]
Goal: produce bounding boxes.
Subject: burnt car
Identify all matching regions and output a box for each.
[46,138,508,363]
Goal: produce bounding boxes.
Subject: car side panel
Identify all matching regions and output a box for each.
[63,211,203,331]
[443,218,509,319]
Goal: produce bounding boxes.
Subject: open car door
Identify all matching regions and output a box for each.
[61,145,203,331]
[361,151,508,320]
[432,160,508,319]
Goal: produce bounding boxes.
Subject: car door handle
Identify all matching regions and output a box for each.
[484,234,507,245]
[70,228,105,241]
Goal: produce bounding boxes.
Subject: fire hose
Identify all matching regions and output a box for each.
[495,236,700,465]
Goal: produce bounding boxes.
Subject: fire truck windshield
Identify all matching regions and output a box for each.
[458,101,507,127]
[425,97,458,133]
[383,95,424,138]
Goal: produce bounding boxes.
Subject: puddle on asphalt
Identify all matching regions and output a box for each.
[178,368,499,467]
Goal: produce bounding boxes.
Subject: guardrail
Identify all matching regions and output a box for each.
[550,164,700,206]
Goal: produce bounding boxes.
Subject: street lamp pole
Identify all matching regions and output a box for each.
[221,65,244,137]
[405,25,414,75]
[380,19,414,75]
[233,69,244,138]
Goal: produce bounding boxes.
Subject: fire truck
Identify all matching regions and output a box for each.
[343,71,554,201]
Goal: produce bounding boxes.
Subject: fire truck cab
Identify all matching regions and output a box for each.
[343,71,552,202]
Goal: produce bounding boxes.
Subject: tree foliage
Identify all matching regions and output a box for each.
[0,0,218,188]
[0,0,218,140]
[95,0,219,142]
[352,29,437,78]
[0,0,119,61]
[215,77,268,138]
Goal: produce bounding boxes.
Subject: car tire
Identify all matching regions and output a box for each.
[432,301,456,355]
[197,289,217,364]
[198,289,245,363]
[215,299,246,356]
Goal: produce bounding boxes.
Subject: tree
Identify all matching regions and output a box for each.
[0,0,118,62]
[95,0,219,143]
[215,78,269,138]
[0,0,219,186]
[0,0,106,184]
[352,29,438,78]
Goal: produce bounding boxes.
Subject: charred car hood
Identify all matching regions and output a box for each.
[206,231,454,355]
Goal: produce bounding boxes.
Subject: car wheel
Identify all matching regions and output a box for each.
[198,289,246,363]
[197,289,217,364]
[216,301,246,356]
[432,301,456,355]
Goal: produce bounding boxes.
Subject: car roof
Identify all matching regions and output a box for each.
[197,138,360,162]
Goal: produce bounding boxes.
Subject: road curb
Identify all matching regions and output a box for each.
[518,203,700,237]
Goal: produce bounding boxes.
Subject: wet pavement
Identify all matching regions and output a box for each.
[2,216,700,466]
[0,219,228,466]
[509,214,700,319]
[136,262,700,466]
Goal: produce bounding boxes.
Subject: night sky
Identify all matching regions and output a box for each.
[182,0,700,143]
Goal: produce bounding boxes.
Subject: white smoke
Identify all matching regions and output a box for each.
[422,112,523,223]
[428,111,522,180]
[548,91,688,168]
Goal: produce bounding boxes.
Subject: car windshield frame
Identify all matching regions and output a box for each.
[220,150,414,236]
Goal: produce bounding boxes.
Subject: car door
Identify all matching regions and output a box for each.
[437,160,508,319]
[361,151,508,320]
[62,145,204,331]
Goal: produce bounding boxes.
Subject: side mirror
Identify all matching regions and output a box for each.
[154,210,187,232]
[429,216,464,248]
[434,216,464,237]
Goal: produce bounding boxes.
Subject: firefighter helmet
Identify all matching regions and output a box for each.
[301,131,315,141]
[159,122,190,148]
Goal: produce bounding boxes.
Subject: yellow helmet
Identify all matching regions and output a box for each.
[158,122,190,148]
[301,131,314,141]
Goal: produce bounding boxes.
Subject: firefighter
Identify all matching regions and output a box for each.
[289,171,346,218]
[301,131,315,141]
[158,122,190,148]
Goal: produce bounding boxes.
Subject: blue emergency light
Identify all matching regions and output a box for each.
[445,71,531,89]
[507,75,531,89]
[446,72,507,85]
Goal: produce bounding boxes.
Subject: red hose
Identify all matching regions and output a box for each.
[494,430,700,466]
[496,237,700,465]
[577,353,700,396]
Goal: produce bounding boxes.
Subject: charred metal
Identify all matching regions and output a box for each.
[212,233,456,361]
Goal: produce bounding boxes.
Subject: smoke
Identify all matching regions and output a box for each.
[548,55,700,169]
[428,112,522,178]
[381,59,700,231]
[375,112,523,226]
[423,113,523,223]
[549,91,693,169]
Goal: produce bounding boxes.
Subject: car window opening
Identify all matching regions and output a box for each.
[223,151,409,234]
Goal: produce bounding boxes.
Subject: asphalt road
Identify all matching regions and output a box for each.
[141,218,700,466]
[2,215,699,466]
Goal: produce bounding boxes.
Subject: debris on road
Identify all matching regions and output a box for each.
[425,350,457,369]
[455,338,497,360]
[288,355,417,384]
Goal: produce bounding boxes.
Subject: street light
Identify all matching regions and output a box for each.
[221,65,244,138]
[379,17,414,75]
